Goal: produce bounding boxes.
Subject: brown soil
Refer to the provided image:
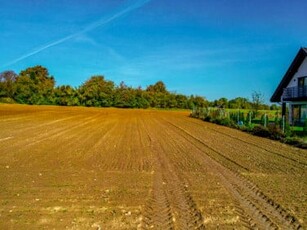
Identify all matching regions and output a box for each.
[0,104,306,229]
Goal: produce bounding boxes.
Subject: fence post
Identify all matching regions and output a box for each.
[264,114,267,128]
[249,112,252,125]
[237,110,240,124]
[282,115,285,133]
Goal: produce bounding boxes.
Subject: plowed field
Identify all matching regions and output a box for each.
[0,104,306,229]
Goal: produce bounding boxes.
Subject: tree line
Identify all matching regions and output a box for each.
[0,65,208,109]
[209,95,279,111]
[0,65,276,110]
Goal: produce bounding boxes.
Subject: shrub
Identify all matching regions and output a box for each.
[203,115,212,122]
[281,136,307,149]
[222,118,236,127]
[284,123,293,137]
[267,124,285,140]
[229,112,238,123]
[251,125,271,138]
[220,118,235,127]
[239,123,254,133]
[251,124,285,140]
[0,97,16,104]
[283,136,302,145]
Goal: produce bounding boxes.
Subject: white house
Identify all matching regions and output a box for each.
[271,47,307,126]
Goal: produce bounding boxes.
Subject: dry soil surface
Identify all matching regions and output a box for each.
[0,104,306,229]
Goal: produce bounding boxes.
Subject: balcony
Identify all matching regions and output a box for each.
[282,86,307,101]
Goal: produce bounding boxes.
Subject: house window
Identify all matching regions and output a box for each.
[302,105,307,121]
[297,76,307,97]
[298,76,307,86]
[292,104,307,125]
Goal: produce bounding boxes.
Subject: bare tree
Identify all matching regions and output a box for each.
[0,70,18,98]
[252,91,265,116]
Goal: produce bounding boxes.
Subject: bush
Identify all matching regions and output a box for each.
[251,125,271,138]
[267,124,285,140]
[219,118,235,127]
[283,136,302,145]
[251,124,285,140]
[239,123,254,132]
[284,123,293,137]
[190,109,307,149]
[0,97,16,104]
[203,115,212,122]
[214,117,224,125]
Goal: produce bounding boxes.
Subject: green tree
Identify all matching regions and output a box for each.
[189,95,208,109]
[113,81,138,108]
[54,85,80,106]
[79,75,115,107]
[213,97,228,108]
[135,86,150,108]
[166,94,178,108]
[146,81,168,94]
[14,66,55,104]
[145,81,170,108]
[228,97,251,109]
[175,94,188,109]
[270,104,280,110]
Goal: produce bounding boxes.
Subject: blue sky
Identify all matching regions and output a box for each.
[1,0,307,102]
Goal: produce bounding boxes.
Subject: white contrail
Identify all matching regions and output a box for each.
[1,0,151,68]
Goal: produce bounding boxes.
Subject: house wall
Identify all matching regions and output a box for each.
[286,57,307,88]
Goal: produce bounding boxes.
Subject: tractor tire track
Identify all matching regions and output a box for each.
[140,120,205,230]
[160,118,303,229]
[204,122,307,168]
[151,117,256,228]
[186,117,307,167]
[159,118,250,173]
